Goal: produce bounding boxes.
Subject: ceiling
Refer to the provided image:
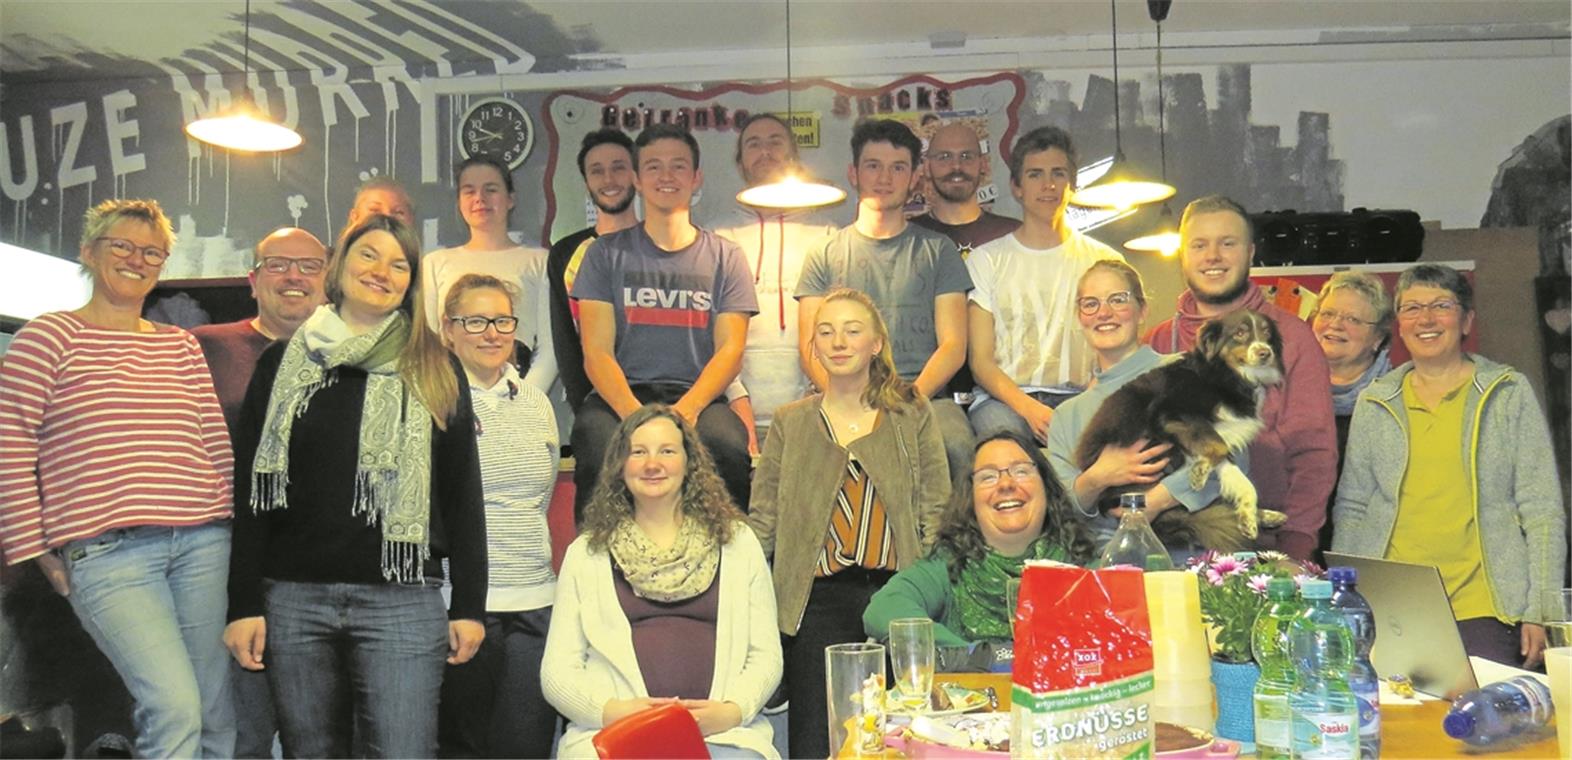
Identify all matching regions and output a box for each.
[3,0,1568,83]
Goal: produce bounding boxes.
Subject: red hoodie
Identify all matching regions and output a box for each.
[1144,283,1337,561]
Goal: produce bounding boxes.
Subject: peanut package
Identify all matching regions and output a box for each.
[1011,562,1156,759]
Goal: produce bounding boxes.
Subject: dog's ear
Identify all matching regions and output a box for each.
[1197,318,1227,359]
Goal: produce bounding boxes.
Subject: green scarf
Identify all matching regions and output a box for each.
[953,537,1067,641]
[251,306,434,582]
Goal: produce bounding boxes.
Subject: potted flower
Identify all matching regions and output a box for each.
[1186,550,1321,742]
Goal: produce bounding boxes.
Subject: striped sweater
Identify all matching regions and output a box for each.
[469,363,560,611]
[0,312,234,565]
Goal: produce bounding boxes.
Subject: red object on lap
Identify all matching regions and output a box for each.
[592,703,710,760]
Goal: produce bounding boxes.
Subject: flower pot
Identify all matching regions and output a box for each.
[1208,659,1259,743]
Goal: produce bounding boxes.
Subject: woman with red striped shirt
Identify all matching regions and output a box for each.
[0,199,237,758]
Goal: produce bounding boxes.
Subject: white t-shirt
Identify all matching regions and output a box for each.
[422,245,557,394]
[966,229,1124,390]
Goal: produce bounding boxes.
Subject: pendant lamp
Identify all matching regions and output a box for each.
[1125,0,1180,255]
[735,0,846,209]
[185,0,303,152]
[1072,0,1174,211]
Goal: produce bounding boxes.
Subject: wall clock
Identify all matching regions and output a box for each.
[458,97,534,170]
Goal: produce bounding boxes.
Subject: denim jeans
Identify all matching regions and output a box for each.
[437,607,558,758]
[264,580,448,759]
[62,522,236,759]
[231,660,278,758]
[967,390,1081,442]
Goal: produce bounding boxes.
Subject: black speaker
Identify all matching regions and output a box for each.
[1250,208,1424,266]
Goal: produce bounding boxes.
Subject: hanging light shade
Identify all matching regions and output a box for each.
[734,0,845,211]
[1124,201,1180,255]
[185,0,302,153]
[1072,0,1173,210]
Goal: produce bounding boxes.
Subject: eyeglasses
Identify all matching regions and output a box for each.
[1312,309,1376,328]
[255,257,326,275]
[1396,300,1461,320]
[96,237,168,266]
[449,315,519,334]
[927,150,980,164]
[972,463,1037,488]
[1077,291,1137,316]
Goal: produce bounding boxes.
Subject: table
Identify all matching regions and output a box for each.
[917,674,1562,758]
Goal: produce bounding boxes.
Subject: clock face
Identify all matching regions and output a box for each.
[459,98,534,170]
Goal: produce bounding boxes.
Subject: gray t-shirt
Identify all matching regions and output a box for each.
[795,223,972,380]
[572,225,758,387]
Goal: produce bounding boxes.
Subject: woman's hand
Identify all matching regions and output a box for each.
[447,619,485,665]
[681,699,742,735]
[602,697,678,726]
[1520,623,1547,669]
[34,553,69,596]
[1087,439,1172,490]
[224,617,267,671]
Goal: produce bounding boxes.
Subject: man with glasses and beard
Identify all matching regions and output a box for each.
[190,226,328,759]
[548,128,641,412]
[911,122,1019,256]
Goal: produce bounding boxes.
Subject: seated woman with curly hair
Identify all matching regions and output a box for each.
[863,430,1094,651]
[542,404,782,759]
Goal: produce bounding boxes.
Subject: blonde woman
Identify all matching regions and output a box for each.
[0,199,236,757]
[225,215,486,758]
[749,288,949,758]
[543,405,781,759]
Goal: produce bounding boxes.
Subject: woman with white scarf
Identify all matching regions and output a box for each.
[224,215,486,758]
[543,405,782,759]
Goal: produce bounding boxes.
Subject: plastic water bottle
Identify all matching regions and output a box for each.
[1094,493,1174,570]
[1288,579,1358,759]
[1328,567,1380,758]
[1442,676,1556,747]
[1251,577,1302,760]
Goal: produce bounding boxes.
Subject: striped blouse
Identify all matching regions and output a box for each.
[0,312,234,565]
[469,364,561,611]
[815,408,897,576]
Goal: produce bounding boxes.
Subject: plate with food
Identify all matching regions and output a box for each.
[886,683,992,716]
[886,716,1241,759]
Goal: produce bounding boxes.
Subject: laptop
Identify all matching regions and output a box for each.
[1322,552,1479,698]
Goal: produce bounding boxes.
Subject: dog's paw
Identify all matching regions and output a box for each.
[1189,458,1215,490]
[1260,509,1288,528]
[1216,464,1260,537]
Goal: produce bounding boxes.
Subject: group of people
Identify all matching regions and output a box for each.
[0,111,1563,760]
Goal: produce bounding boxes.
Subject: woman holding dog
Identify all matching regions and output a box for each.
[1046,260,1224,547]
[748,288,949,758]
[863,431,1094,649]
[1333,263,1565,668]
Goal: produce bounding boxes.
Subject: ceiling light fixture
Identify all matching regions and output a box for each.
[736,0,846,210]
[184,0,303,153]
[1072,0,1175,211]
[1126,0,1181,256]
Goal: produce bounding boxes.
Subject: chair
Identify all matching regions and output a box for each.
[592,703,710,760]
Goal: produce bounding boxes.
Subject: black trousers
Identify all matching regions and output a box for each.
[436,608,558,759]
[569,383,751,524]
[782,568,894,760]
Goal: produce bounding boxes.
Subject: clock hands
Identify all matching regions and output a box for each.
[473,125,504,142]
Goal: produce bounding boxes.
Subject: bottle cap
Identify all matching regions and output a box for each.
[1442,711,1475,739]
[1300,579,1332,599]
[1328,566,1357,584]
[1266,577,1297,599]
[1119,492,1146,509]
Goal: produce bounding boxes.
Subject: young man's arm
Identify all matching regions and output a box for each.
[912,292,967,398]
[578,300,641,418]
[675,312,750,424]
[795,295,830,391]
[967,302,1053,440]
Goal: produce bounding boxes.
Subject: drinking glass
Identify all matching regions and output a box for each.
[1547,589,1572,648]
[826,642,886,758]
[1006,577,1022,621]
[889,618,936,711]
[1546,647,1571,760]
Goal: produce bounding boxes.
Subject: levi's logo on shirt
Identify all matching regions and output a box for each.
[622,286,713,328]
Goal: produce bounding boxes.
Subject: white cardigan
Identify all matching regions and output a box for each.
[542,524,783,759]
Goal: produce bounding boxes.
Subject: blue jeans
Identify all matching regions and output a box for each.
[264,580,448,759]
[438,607,558,758]
[62,522,236,758]
[968,390,1081,441]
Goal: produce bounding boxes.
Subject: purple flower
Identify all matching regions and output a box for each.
[1206,568,1226,586]
[1247,574,1273,594]
[1212,555,1245,576]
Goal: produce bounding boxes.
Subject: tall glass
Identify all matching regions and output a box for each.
[1546,588,1572,648]
[1546,647,1571,760]
[826,642,886,758]
[889,618,936,710]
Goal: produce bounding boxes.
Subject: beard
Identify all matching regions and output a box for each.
[1187,271,1251,306]
[931,172,980,203]
[592,187,635,216]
